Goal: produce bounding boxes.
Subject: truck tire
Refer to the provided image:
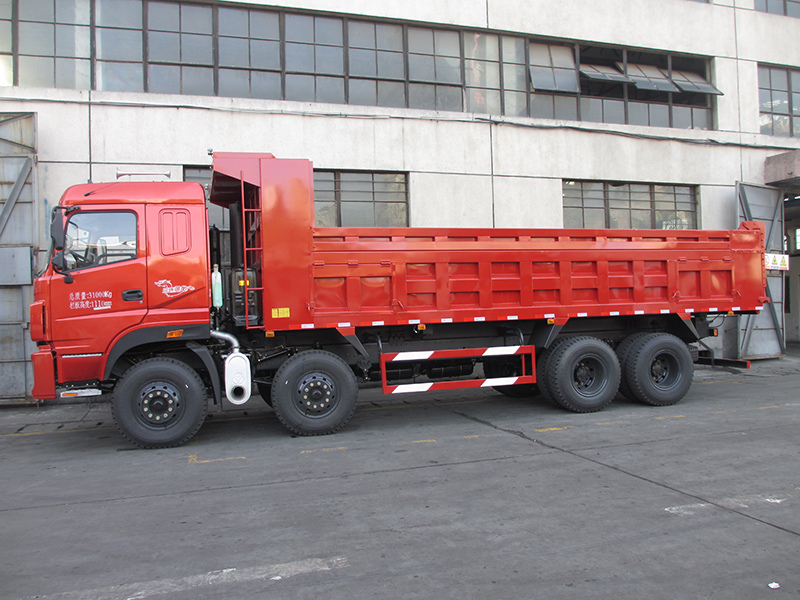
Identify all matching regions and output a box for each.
[271,350,358,436]
[111,357,208,449]
[624,333,693,406]
[483,358,539,398]
[546,336,620,413]
[536,337,574,404]
[615,332,651,400]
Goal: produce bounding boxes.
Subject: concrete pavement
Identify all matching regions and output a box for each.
[1,347,799,599]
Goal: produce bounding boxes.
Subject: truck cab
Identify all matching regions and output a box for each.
[30,182,211,400]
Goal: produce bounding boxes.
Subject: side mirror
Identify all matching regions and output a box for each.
[51,251,74,283]
[50,211,66,251]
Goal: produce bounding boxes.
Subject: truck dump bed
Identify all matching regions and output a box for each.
[209,153,767,333]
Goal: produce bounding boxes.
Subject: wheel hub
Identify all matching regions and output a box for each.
[574,361,596,389]
[139,385,180,425]
[295,374,337,417]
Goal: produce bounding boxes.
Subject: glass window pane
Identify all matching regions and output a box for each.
[504,91,527,117]
[378,80,405,108]
[315,202,337,227]
[435,56,462,84]
[55,56,90,88]
[56,0,90,24]
[772,90,790,114]
[554,95,578,120]
[770,68,788,91]
[650,103,670,128]
[0,21,10,53]
[148,1,178,31]
[182,65,213,96]
[149,31,180,62]
[603,99,625,124]
[673,105,693,129]
[628,101,649,126]
[609,209,631,229]
[408,28,434,54]
[285,14,314,43]
[97,61,143,92]
[341,202,375,226]
[502,37,525,64]
[435,30,460,57]
[56,24,90,58]
[19,22,55,56]
[250,39,280,71]
[467,88,501,115]
[96,0,141,29]
[97,28,142,61]
[564,208,583,228]
[181,5,211,34]
[464,32,498,60]
[437,85,462,111]
[219,68,250,98]
[350,78,377,106]
[376,202,407,227]
[0,55,11,86]
[20,0,54,22]
[553,68,579,92]
[503,64,527,91]
[219,8,248,37]
[316,45,344,75]
[550,45,575,69]
[466,60,499,88]
[251,70,281,100]
[181,33,212,64]
[349,21,375,49]
[692,107,711,130]
[317,76,345,104]
[376,24,403,51]
[286,43,315,73]
[409,83,436,110]
[377,51,404,79]
[580,97,603,123]
[531,93,555,119]
[18,55,54,87]
[149,63,180,94]
[250,11,279,40]
[409,54,435,82]
[584,208,606,228]
[350,49,377,78]
[219,36,249,68]
[286,73,315,101]
[315,17,343,46]
[530,66,556,91]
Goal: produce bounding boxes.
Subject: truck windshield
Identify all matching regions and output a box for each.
[62,211,137,270]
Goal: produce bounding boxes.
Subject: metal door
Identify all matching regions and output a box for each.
[0,113,38,403]
[734,182,785,359]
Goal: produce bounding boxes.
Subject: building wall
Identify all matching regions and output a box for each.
[2,0,800,399]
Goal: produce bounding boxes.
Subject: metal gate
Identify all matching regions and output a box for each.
[733,182,785,359]
[0,113,38,404]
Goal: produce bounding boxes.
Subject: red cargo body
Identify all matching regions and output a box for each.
[211,154,767,335]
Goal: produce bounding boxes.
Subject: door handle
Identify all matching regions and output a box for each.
[122,289,143,302]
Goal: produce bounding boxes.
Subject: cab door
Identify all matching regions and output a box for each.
[49,206,148,382]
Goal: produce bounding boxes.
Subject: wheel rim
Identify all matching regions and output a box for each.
[293,372,338,418]
[136,382,184,428]
[572,356,606,397]
[650,352,680,389]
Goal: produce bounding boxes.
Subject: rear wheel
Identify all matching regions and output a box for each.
[271,350,358,436]
[615,332,651,400]
[546,337,620,413]
[536,337,574,404]
[111,357,208,448]
[625,333,693,406]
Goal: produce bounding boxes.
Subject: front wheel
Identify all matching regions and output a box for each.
[111,357,208,448]
[270,350,358,436]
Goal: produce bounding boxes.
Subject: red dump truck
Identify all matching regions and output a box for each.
[29,152,768,448]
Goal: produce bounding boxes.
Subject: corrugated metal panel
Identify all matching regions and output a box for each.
[0,113,38,404]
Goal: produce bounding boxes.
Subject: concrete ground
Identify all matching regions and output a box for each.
[1,348,799,600]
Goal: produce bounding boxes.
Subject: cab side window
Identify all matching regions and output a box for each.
[64,212,137,270]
